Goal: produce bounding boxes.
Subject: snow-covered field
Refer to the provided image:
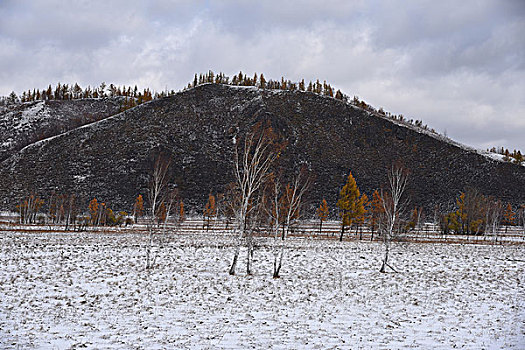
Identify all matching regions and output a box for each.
[1,230,523,349]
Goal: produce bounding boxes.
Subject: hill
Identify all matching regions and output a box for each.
[1,84,524,214]
[0,98,123,162]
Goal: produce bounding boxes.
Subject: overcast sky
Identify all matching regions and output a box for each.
[1,0,524,150]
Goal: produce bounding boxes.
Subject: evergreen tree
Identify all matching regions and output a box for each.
[8,91,19,104]
[99,82,106,97]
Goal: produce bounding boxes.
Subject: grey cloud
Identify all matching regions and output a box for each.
[0,0,523,150]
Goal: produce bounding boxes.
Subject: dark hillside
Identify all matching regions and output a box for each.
[1,84,524,214]
[0,98,123,162]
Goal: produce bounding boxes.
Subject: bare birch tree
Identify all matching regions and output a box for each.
[145,155,171,269]
[379,164,409,273]
[519,204,525,234]
[268,167,310,278]
[228,122,282,275]
[485,198,502,242]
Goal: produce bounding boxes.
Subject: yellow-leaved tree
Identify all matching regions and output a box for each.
[203,193,217,231]
[370,190,384,241]
[337,172,365,241]
[316,199,329,235]
[502,203,516,233]
[133,194,144,224]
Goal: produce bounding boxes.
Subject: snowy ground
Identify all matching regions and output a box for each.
[1,230,524,349]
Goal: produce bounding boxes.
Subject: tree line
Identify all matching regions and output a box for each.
[486,146,524,165]
[1,71,444,145]
[3,71,524,167]
[12,121,525,275]
[1,82,173,111]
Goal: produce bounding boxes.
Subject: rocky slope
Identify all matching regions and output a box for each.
[0,98,123,162]
[1,84,524,215]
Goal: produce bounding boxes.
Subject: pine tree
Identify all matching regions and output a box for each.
[337,172,365,241]
[316,199,329,235]
[8,91,18,104]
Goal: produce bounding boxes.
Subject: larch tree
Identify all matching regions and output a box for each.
[370,190,383,241]
[336,172,365,242]
[17,193,44,224]
[259,74,266,88]
[134,194,144,224]
[446,190,485,235]
[502,203,516,233]
[317,199,329,235]
[178,200,185,224]
[203,193,217,231]
[356,193,369,240]
[88,198,99,226]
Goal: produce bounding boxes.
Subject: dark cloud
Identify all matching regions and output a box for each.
[0,0,523,150]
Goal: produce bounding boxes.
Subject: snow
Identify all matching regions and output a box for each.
[0,102,48,151]
[3,86,523,168]
[1,229,523,349]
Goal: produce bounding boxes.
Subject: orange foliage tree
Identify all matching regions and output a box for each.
[316,199,329,235]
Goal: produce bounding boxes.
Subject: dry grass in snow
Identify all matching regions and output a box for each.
[0,230,524,349]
